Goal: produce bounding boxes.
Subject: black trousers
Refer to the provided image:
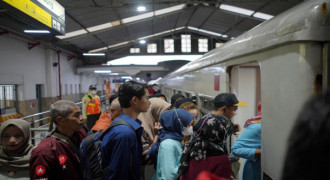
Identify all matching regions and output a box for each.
[87,113,101,130]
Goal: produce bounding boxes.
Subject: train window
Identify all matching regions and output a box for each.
[130,48,140,53]
[181,34,191,53]
[198,38,208,52]
[198,94,214,115]
[147,43,157,53]
[164,39,174,53]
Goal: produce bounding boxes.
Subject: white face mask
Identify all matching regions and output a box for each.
[90,90,97,95]
[182,126,193,136]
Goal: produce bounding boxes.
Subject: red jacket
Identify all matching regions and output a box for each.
[29,128,87,180]
[180,155,231,180]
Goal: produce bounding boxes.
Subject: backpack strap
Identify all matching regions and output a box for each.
[101,119,137,178]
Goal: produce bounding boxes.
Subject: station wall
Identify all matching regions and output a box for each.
[0,34,109,116]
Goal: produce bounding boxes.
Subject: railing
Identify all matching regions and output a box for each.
[21,95,107,145]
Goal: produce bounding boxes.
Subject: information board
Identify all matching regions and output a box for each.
[2,0,65,34]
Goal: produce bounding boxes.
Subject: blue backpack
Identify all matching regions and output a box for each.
[79,119,136,180]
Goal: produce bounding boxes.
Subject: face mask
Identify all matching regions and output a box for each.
[182,126,193,136]
[174,109,193,136]
[91,90,97,95]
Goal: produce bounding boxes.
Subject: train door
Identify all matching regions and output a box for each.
[229,62,261,180]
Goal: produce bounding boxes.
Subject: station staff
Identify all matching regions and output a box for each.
[82,85,101,130]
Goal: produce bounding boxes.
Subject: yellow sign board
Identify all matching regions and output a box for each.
[4,0,52,28]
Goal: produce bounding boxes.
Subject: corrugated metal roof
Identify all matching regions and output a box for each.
[0,0,304,64]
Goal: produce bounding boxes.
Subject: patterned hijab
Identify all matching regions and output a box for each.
[178,113,233,175]
[0,119,34,172]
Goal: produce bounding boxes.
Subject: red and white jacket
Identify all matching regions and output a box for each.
[29,128,87,180]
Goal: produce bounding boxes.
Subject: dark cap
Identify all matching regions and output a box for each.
[213,93,248,107]
[89,85,97,89]
[173,98,194,109]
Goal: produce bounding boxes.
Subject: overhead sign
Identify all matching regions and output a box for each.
[2,0,65,34]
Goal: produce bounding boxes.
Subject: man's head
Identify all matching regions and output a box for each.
[109,94,118,105]
[89,85,97,95]
[212,93,248,119]
[50,100,83,135]
[118,81,150,112]
[109,97,122,119]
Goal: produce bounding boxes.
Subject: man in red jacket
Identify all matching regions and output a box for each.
[29,100,87,180]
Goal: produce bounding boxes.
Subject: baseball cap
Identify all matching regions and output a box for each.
[213,93,248,107]
[89,85,97,89]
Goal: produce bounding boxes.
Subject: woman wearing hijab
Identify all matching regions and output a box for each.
[231,103,261,180]
[149,109,194,180]
[178,112,233,180]
[0,119,34,179]
[139,98,171,146]
[138,98,171,179]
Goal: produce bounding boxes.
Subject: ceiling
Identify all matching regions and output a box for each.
[0,0,304,65]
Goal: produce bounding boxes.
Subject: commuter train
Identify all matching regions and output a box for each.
[160,0,330,179]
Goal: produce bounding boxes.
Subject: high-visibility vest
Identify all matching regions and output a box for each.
[86,96,101,115]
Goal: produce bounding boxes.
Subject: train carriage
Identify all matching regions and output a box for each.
[160,0,330,179]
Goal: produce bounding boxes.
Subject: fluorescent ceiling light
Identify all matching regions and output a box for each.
[137,6,146,12]
[83,53,105,56]
[107,55,203,65]
[220,4,254,16]
[253,12,274,20]
[87,23,112,32]
[24,30,50,33]
[140,40,146,44]
[155,4,185,16]
[122,76,133,79]
[94,70,111,73]
[56,29,88,39]
[110,73,119,75]
[122,12,153,24]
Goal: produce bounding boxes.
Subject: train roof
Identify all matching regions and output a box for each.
[165,0,330,78]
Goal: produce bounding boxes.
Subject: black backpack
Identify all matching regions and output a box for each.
[79,119,136,180]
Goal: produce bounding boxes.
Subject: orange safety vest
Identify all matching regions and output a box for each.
[86,96,101,115]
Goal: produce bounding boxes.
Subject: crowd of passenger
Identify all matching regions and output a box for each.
[0,80,328,180]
